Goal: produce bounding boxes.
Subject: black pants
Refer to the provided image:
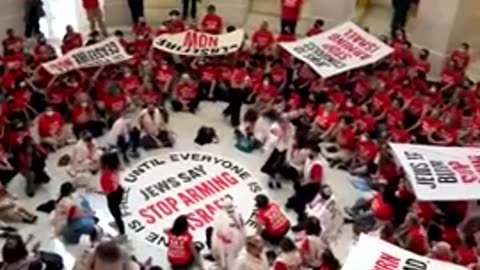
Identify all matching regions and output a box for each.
[223,88,244,127]
[171,99,199,113]
[391,7,409,36]
[182,0,197,20]
[261,225,290,246]
[25,5,42,38]
[261,149,286,178]
[107,187,125,235]
[73,121,105,139]
[287,182,321,221]
[281,19,297,35]
[127,0,144,24]
[117,128,141,161]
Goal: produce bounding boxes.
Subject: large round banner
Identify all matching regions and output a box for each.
[120,151,262,261]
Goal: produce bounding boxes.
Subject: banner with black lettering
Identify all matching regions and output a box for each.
[342,234,467,270]
[153,29,245,56]
[42,37,132,75]
[280,22,393,78]
[390,143,480,201]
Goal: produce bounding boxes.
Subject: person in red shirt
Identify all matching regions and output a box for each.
[255,194,290,245]
[223,61,250,127]
[280,0,304,35]
[166,10,186,33]
[415,49,431,75]
[62,25,83,54]
[442,219,461,251]
[33,36,56,66]
[171,73,199,113]
[102,83,127,118]
[2,29,23,55]
[450,42,470,71]
[71,100,103,139]
[114,30,129,49]
[120,69,141,98]
[251,22,275,54]
[455,234,478,266]
[100,151,126,238]
[132,17,151,37]
[37,105,67,151]
[306,19,324,37]
[201,5,223,34]
[192,58,219,100]
[313,102,339,141]
[441,60,462,87]
[272,238,302,270]
[404,214,429,255]
[153,58,175,94]
[82,0,107,36]
[166,215,198,269]
[252,74,278,109]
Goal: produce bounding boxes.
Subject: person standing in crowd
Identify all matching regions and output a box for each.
[209,197,246,270]
[138,104,173,149]
[201,5,223,34]
[106,110,140,164]
[223,61,250,127]
[391,0,411,36]
[280,0,304,35]
[81,0,108,36]
[261,115,294,189]
[100,151,126,241]
[127,0,144,25]
[233,235,269,270]
[24,0,44,38]
[181,0,198,21]
[255,194,290,246]
[52,182,101,244]
[166,215,200,270]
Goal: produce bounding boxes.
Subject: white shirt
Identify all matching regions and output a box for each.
[106,117,130,146]
[264,122,294,152]
[232,249,269,270]
[287,147,309,172]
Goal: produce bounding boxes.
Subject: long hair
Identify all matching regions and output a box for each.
[171,215,189,236]
[101,151,121,171]
[2,234,28,264]
[57,182,74,203]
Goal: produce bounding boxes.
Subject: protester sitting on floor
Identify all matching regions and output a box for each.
[272,237,302,270]
[165,215,202,270]
[17,136,49,197]
[0,183,37,224]
[37,105,68,151]
[232,235,269,270]
[296,217,328,269]
[171,73,199,113]
[235,109,261,152]
[51,182,101,244]
[138,104,173,149]
[77,240,136,270]
[67,131,102,189]
[255,194,290,246]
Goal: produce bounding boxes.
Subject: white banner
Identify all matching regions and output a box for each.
[343,234,467,270]
[42,37,132,75]
[390,143,480,201]
[280,22,393,78]
[153,29,245,56]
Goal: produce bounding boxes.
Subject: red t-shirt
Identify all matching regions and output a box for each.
[442,227,461,250]
[255,84,277,101]
[415,202,435,225]
[103,94,127,115]
[132,24,152,37]
[281,0,303,21]
[175,82,197,100]
[121,76,141,96]
[315,108,339,130]
[407,225,429,255]
[256,203,290,236]
[407,98,425,116]
[252,29,275,51]
[357,141,379,162]
[154,66,175,86]
[421,117,441,135]
[386,108,404,128]
[82,0,99,10]
[357,115,376,133]
[2,37,23,53]
[456,247,478,266]
[415,59,431,74]
[441,68,462,86]
[100,169,119,194]
[168,20,186,33]
[71,105,93,125]
[440,126,458,145]
[372,92,391,113]
[47,86,65,105]
[201,14,223,34]
[134,38,152,56]
[271,66,287,85]
[62,33,83,53]
[167,231,194,266]
[371,194,393,221]
[450,50,470,70]
[141,90,161,105]
[337,127,356,150]
[38,112,64,138]
[199,66,219,83]
[390,128,410,143]
[230,68,249,87]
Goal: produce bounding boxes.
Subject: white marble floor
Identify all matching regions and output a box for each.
[8,102,364,269]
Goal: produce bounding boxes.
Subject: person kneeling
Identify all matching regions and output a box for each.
[171,73,199,113]
[138,104,173,150]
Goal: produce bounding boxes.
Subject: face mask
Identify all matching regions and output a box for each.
[19,82,26,88]
[360,135,368,142]
[429,87,437,93]
[346,102,353,107]
[170,15,178,20]
[262,80,270,86]
[81,102,88,108]
[125,73,131,77]
[161,63,168,69]
[46,111,54,116]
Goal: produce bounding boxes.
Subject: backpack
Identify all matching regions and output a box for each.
[38,251,64,270]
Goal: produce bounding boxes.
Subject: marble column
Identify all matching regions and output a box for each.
[411,0,478,76]
[0,0,26,36]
